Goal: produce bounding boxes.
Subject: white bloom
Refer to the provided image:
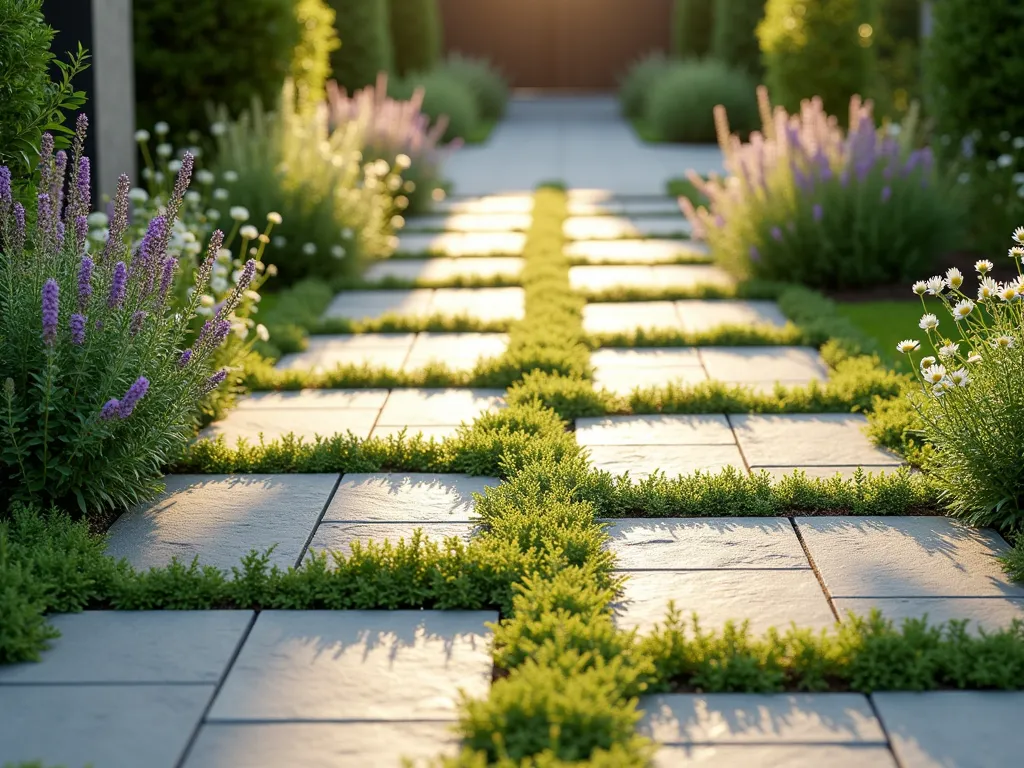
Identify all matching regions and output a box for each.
[1014,173,1024,185]
[216,247,232,262]
[213,188,229,201]
[1014,226,1024,245]
[919,313,939,330]
[212,262,228,278]
[239,225,259,240]
[223,170,239,183]
[920,356,937,370]
[229,206,249,222]
[199,294,215,307]
[998,154,1014,168]
[975,259,994,273]
[896,339,920,353]
[992,335,1016,349]
[958,172,971,184]
[949,368,970,387]
[391,215,405,228]
[141,167,153,180]
[1015,137,1024,149]
[931,382,948,397]
[134,129,150,142]
[272,235,286,248]
[922,364,947,384]
[968,352,983,363]
[998,283,1018,301]
[154,171,165,184]
[184,190,201,204]
[266,211,283,225]
[302,242,317,255]
[395,195,409,210]
[946,267,964,289]
[194,170,214,185]
[925,276,945,295]
[395,153,412,170]
[256,323,270,342]
[197,305,214,317]
[167,159,182,173]
[210,122,227,136]
[405,180,418,194]
[330,245,346,259]
[952,299,975,320]
[156,143,173,158]
[187,146,202,158]
[978,277,999,299]
[912,280,927,296]
[243,289,261,302]
[154,121,169,135]
[1010,246,1024,259]
[87,211,109,227]
[340,227,354,240]
[938,342,959,358]
[206,208,221,221]
[210,276,228,293]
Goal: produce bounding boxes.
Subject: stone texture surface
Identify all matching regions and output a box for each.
[652,745,897,767]
[591,347,702,368]
[363,256,524,283]
[586,444,747,480]
[106,474,337,571]
[795,517,1023,599]
[308,522,477,557]
[614,570,836,634]
[568,198,683,217]
[0,684,211,768]
[564,215,691,240]
[676,300,788,332]
[405,332,509,369]
[370,424,461,441]
[699,347,829,385]
[430,287,525,321]
[208,610,495,721]
[604,518,809,571]
[276,334,415,372]
[323,289,434,320]
[185,721,459,768]
[200,406,380,445]
[402,212,532,232]
[377,388,505,427]
[872,691,1024,768]
[638,693,886,744]
[729,414,904,469]
[322,473,499,522]
[595,365,708,394]
[395,232,526,257]
[576,414,735,446]
[834,597,1024,633]
[233,389,389,411]
[567,239,709,264]
[569,264,732,291]
[0,611,251,684]
[582,301,681,334]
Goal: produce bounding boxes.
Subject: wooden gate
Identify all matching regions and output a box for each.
[438,0,674,90]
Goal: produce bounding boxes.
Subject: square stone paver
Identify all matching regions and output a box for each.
[308,522,477,558]
[402,212,532,232]
[595,366,708,395]
[652,745,897,767]
[0,685,212,768]
[676,300,788,333]
[872,692,1024,768]
[376,388,505,427]
[699,347,829,386]
[323,289,434,321]
[586,444,747,481]
[614,570,836,635]
[276,334,415,372]
[395,232,526,257]
[729,414,905,470]
[428,287,525,321]
[0,611,251,684]
[208,610,495,721]
[405,332,508,370]
[564,216,691,240]
[569,264,732,292]
[604,518,809,571]
[105,474,337,571]
[834,597,1024,634]
[200,406,380,445]
[232,389,389,411]
[322,473,499,522]
[568,197,683,217]
[567,239,709,264]
[582,301,681,334]
[363,257,524,283]
[638,693,886,745]
[185,721,459,768]
[576,415,735,446]
[433,194,534,215]
[370,424,461,441]
[591,347,703,369]
[795,517,1024,599]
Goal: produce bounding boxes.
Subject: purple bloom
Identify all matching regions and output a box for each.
[201,369,228,395]
[211,318,232,347]
[0,166,11,206]
[196,319,214,346]
[157,257,177,304]
[55,220,65,248]
[70,313,86,345]
[749,245,761,262]
[770,226,783,242]
[72,156,91,221]
[102,175,131,262]
[77,256,93,310]
[881,185,892,203]
[75,215,88,250]
[236,258,256,291]
[108,261,127,308]
[36,192,55,243]
[117,376,150,418]
[130,310,148,336]
[178,348,193,367]
[12,202,25,251]
[41,279,59,346]
[133,215,167,295]
[100,398,120,421]
[53,150,67,216]
[813,203,823,222]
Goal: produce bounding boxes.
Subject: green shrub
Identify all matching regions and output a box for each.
[439,54,509,122]
[328,0,393,92]
[388,0,442,76]
[672,0,715,59]
[291,0,341,104]
[711,0,766,76]
[134,0,301,135]
[618,52,672,120]
[758,0,879,115]
[645,60,758,143]
[398,70,480,143]
[0,0,88,183]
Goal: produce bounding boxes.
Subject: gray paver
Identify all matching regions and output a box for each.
[308,522,477,558]
[835,597,1024,633]
[582,301,681,334]
[276,334,415,372]
[586,444,747,480]
[208,610,495,721]
[377,388,505,427]
[873,691,1024,768]
[0,684,211,768]
[322,473,498,522]
[564,215,691,240]
[395,231,526,257]
[591,347,703,368]
[322,289,434,320]
[568,198,684,217]
[795,516,1024,599]
[604,518,809,571]
[676,300,788,332]
[699,347,829,385]
[0,611,251,684]
[576,414,735,446]
[638,693,886,744]
[106,474,337,571]
[363,256,524,283]
[614,570,836,634]
[567,239,709,264]
[569,264,732,291]
[233,389,389,410]
[185,721,459,768]
[200,406,380,444]
[405,332,509,369]
[402,212,532,232]
[653,745,897,767]
[430,287,525,320]
[595,365,708,394]
[730,414,904,469]
[432,194,534,215]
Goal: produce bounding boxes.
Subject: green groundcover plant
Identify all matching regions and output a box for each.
[645,60,759,144]
[0,123,247,515]
[895,234,1024,529]
[618,52,672,121]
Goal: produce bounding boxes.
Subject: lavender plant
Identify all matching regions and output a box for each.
[0,119,253,515]
[682,88,962,290]
[895,235,1024,529]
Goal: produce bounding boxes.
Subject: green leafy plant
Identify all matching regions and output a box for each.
[645,59,759,143]
[439,53,509,123]
[388,0,442,76]
[672,0,715,59]
[618,52,672,120]
[393,69,480,143]
[328,0,393,92]
[291,0,341,105]
[711,0,766,76]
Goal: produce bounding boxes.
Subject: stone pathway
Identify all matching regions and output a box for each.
[322,287,525,322]
[582,299,788,335]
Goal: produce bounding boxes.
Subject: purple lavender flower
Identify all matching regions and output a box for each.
[133,215,167,296]
[770,226,783,242]
[70,313,86,345]
[236,258,256,291]
[881,185,892,203]
[178,348,193,367]
[813,203,823,222]
[73,156,91,220]
[196,319,214,346]
[108,261,127,308]
[53,150,67,216]
[157,257,177,304]
[37,192,55,244]
[41,279,59,346]
[211,318,232,347]
[749,245,761,262]
[102,175,131,262]
[100,398,120,421]
[12,202,25,250]
[116,376,150,418]
[77,256,94,310]
[201,369,228,395]
[75,215,88,250]
[55,220,64,248]
[129,310,148,336]
[0,166,11,207]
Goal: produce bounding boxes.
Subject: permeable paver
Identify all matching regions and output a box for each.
[699,347,828,387]
[613,570,835,634]
[872,692,1024,768]
[233,389,389,410]
[582,301,680,334]
[405,332,508,370]
[577,414,735,446]
[105,474,337,571]
[432,194,534,215]
[401,212,532,232]
[369,424,462,441]
[323,289,434,320]
[200,399,380,444]
[207,610,495,721]
[567,198,684,217]
[0,685,211,768]
[376,388,505,427]
[309,522,476,557]
[276,334,415,372]
[591,347,703,368]
[431,287,525,321]
[729,414,905,474]
[0,611,250,684]
[652,745,897,767]
[185,721,459,768]
[322,473,498,522]
[324,288,525,322]
[585,444,747,479]
[395,231,526,257]
[675,300,788,333]
[569,264,733,292]
[567,239,709,264]
[835,596,1024,634]
[563,215,691,240]
[595,365,708,394]
[603,518,809,571]
[362,256,524,283]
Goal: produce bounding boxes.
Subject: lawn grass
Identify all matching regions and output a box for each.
[836,300,924,372]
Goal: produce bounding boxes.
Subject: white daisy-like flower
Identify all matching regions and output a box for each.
[948,368,970,387]
[330,245,346,259]
[302,243,317,256]
[199,294,215,307]
[952,298,975,320]
[212,188,229,201]
[896,339,920,353]
[212,263,228,278]
[187,146,202,159]
[206,208,221,221]
[210,276,229,293]
[1010,246,1024,260]
[184,190,201,205]
[153,171,165,184]
[256,324,270,342]
[395,153,411,170]
[938,342,959,358]
[239,225,259,240]
[134,129,150,142]
[920,356,937,370]
[998,154,1014,168]
[229,206,249,222]
[156,143,173,158]
[925,276,945,295]
[919,313,939,330]
[167,159,182,173]
[210,122,227,136]
[154,121,169,135]
[912,280,927,296]
[216,247,232,262]
[922,364,947,384]
[195,170,215,185]
[1016,137,1024,149]
[975,259,994,273]
[87,211,109,227]
[978,277,999,299]
[967,352,983,363]
[992,335,1016,349]
[1014,226,1024,244]
[946,267,964,289]
[998,283,1019,301]
[272,236,286,248]
[341,227,354,239]
[391,215,405,229]
[223,170,239,183]
[931,382,948,397]
[267,212,283,225]
[405,180,418,194]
